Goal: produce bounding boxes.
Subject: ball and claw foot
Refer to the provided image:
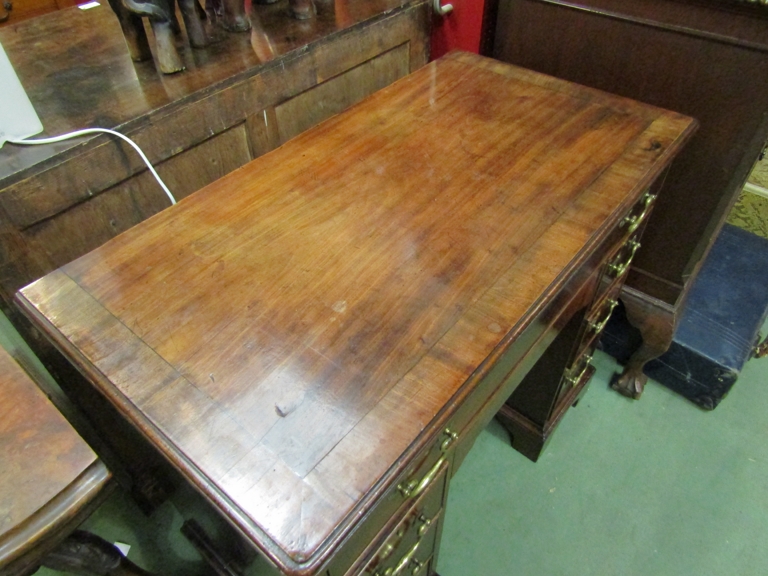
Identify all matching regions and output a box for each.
[611,368,647,400]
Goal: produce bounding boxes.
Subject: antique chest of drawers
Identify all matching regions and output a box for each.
[490,0,768,400]
[16,52,695,575]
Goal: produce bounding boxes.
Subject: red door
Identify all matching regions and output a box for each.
[430,0,488,60]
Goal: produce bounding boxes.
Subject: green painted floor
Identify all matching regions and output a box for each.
[438,347,768,576]
[6,313,767,576]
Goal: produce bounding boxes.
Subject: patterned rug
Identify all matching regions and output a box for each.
[726,154,768,240]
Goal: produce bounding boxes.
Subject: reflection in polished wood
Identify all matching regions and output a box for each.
[107,0,212,75]
[0,0,422,183]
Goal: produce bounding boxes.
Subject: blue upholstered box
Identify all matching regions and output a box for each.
[601,224,768,409]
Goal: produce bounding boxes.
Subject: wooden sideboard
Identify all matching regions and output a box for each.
[17,52,695,575]
[487,0,768,397]
[0,0,430,505]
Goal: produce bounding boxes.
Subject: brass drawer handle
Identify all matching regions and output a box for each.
[439,428,458,452]
[588,299,618,334]
[377,510,439,569]
[378,541,397,563]
[416,512,437,537]
[397,429,456,499]
[398,455,446,499]
[607,239,640,277]
[417,514,432,537]
[377,540,421,576]
[432,0,453,15]
[410,558,427,575]
[621,191,656,234]
[566,355,593,386]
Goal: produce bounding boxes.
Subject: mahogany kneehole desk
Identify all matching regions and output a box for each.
[17,52,695,575]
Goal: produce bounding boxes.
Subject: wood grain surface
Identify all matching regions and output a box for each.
[17,52,696,574]
[0,0,429,327]
[0,346,110,572]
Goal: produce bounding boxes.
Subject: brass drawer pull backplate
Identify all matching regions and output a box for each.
[608,240,641,278]
[398,428,456,499]
[621,191,656,234]
[589,299,618,334]
[566,355,593,387]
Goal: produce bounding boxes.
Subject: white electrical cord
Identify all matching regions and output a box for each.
[8,128,177,205]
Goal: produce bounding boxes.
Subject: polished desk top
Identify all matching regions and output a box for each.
[0,0,416,186]
[17,52,695,574]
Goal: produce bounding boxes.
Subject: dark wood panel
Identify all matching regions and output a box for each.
[155,123,253,201]
[492,0,768,305]
[276,43,410,143]
[246,107,282,158]
[23,172,166,272]
[23,125,252,269]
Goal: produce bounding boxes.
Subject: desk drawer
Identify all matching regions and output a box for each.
[619,189,657,240]
[453,247,601,466]
[588,189,655,303]
[572,282,622,362]
[442,209,633,466]
[563,349,595,391]
[492,188,657,461]
[595,232,642,300]
[327,432,454,576]
[359,462,447,576]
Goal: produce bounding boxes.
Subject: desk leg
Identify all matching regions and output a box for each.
[41,531,156,576]
[611,287,675,399]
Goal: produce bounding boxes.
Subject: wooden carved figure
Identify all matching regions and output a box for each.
[108,0,215,74]
[206,0,250,32]
[110,0,316,74]
[288,0,316,19]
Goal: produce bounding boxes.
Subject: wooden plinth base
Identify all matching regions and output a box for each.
[496,365,595,462]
